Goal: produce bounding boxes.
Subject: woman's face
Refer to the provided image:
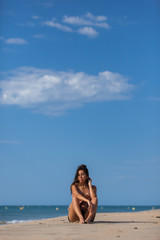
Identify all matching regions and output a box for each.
[77,170,88,183]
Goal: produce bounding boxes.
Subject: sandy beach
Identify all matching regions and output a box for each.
[0,210,160,240]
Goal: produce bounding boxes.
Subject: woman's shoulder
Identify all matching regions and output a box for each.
[72,183,79,188]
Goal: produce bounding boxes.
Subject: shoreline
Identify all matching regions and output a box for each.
[1,206,160,226]
[0,209,160,240]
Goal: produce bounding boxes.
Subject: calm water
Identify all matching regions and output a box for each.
[0,205,160,225]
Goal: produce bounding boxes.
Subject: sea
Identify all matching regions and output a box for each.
[0,205,160,225]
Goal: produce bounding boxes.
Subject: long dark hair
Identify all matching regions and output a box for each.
[70,164,89,193]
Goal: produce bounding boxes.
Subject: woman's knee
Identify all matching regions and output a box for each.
[68,214,78,222]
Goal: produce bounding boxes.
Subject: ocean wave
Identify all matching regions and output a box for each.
[2,220,31,225]
[0,221,7,225]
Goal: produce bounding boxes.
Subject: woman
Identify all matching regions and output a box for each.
[68,164,98,224]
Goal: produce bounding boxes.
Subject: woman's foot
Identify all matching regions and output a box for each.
[85,217,92,224]
[79,217,85,224]
[85,213,95,224]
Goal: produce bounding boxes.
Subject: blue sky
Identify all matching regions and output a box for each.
[0,0,160,206]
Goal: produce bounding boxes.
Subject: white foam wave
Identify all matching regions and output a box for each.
[7,220,30,224]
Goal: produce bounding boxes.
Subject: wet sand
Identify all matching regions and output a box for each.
[0,210,160,240]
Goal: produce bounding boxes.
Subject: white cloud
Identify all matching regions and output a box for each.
[77,27,98,38]
[95,22,110,29]
[5,38,27,44]
[33,34,45,39]
[85,12,107,22]
[32,16,40,20]
[0,67,134,116]
[43,19,73,32]
[63,12,110,29]
[63,16,92,26]
[43,12,110,38]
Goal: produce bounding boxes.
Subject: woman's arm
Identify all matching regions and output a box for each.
[88,179,97,200]
[71,184,90,204]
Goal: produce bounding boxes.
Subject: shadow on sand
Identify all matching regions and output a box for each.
[94,220,158,224]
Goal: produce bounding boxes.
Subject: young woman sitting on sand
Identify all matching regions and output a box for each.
[68,164,98,224]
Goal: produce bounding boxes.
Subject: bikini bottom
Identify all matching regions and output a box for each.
[68,209,85,222]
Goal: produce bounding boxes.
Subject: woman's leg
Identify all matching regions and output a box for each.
[85,197,98,223]
[68,197,85,224]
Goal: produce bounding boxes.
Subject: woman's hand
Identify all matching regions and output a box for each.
[87,200,94,211]
[88,177,92,185]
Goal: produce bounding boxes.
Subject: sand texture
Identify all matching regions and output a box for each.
[0,210,160,240]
